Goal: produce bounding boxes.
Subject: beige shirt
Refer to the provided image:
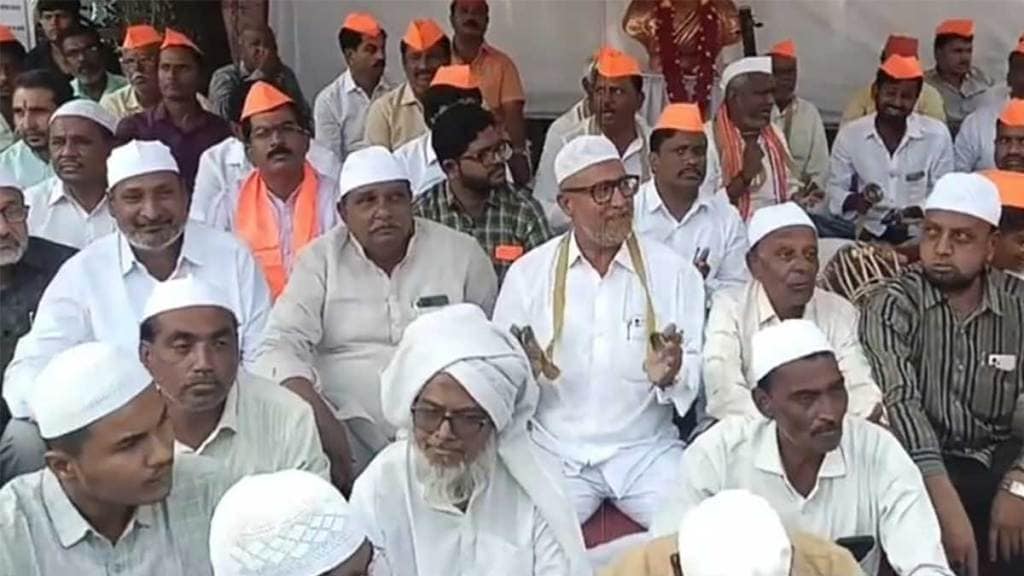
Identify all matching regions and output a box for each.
[252,218,498,430]
[841,82,947,125]
[173,370,330,484]
[703,281,882,421]
[363,82,426,151]
[924,67,994,126]
[0,454,228,576]
[771,96,829,190]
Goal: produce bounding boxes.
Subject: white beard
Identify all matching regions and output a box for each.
[0,239,28,266]
[124,223,185,251]
[413,438,496,509]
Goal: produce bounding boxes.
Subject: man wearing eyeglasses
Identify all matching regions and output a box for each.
[59,26,127,103]
[0,169,76,443]
[350,303,589,575]
[202,81,338,301]
[493,135,705,530]
[414,102,550,283]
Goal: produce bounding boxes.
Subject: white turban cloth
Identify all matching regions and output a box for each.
[379,303,589,575]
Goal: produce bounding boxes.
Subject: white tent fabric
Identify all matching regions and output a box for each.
[273,0,1020,123]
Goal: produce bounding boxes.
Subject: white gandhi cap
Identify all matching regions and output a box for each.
[554,134,622,186]
[721,56,773,91]
[751,319,835,383]
[338,145,409,200]
[925,172,1002,227]
[107,140,180,191]
[747,202,816,248]
[142,276,238,324]
[50,99,119,135]
[677,489,793,576]
[32,342,152,439]
[209,469,367,576]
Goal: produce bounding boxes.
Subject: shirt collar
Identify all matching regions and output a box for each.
[753,420,848,480]
[191,381,240,452]
[754,281,820,325]
[644,179,714,222]
[118,221,205,276]
[399,83,421,108]
[453,42,494,66]
[866,112,924,142]
[47,179,109,214]
[442,179,502,212]
[225,136,248,167]
[566,231,635,274]
[42,468,155,548]
[584,115,650,158]
[921,268,1006,317]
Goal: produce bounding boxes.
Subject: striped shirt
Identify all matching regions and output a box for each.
[413,180,552,282]
[860,267,1024,477]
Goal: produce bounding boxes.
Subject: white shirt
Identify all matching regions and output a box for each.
[172,371,330,484]
[534,116,651,231]
[827,113,954,236]
[351,442,574,576]
[22,177,117,249]
[953,96,1006,172]
[653,417,953,576]
[633,179,749,296]
[394,133,445,198]
[190,136,340,226]
[771,97,829,190]
[0,454,228,576]
[704,120,801,221]
[253,219,498,429]
[703,281,882,421]
[492,232,704,493]
[3,221,272,419]
[313,70,392,162]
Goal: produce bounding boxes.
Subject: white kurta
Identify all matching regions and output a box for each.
[22,176,117,248]
[3,221,272,419]
[313,70,393,162]
[393,133,445,198]
[633,179,749,296]
[492,232,704,495]
[953,97,1006,172]
[350,441,577,576]
[652,416,954,576]
[771,96,829,191]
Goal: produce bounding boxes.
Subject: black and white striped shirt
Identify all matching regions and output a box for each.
[860,267,1024,477]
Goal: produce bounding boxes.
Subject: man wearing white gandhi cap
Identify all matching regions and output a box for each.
[704,57,804,222]
[703,202,882,422]
[253,145,497,480]
[139,276,329,485]
[0,139,271,485]
[654,319,953,575]
[861,172,1024,575]
[348,303,590,576]
[493,134,705,528]
[21,99,119,249]
[210,470,379,576]
[0,341,229,575]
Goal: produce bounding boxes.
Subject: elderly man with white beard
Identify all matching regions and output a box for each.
[348,303,591,576]
[0,140,271,485]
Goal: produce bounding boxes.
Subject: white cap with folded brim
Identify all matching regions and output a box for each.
[338,145,409,200]
[107,140,180,191]
[554,134,622,187]
[925,172,1002,227]
[677,489,793,576]
[209,469,367,576]
[747,202,816,248]
[0,167,19,191]
[142,276,238,324]
[32,342,152,439]
[721,56,773,91]
[751,319,835,383]
[50,99,119,135]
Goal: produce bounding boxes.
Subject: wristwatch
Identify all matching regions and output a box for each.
[1000,477,1024,499]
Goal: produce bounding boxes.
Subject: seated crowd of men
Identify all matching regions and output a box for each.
[0,0,1023,575]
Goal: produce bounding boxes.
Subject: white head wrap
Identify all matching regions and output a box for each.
[209,470,366,576]
[0,167,20,191]
[677,490,793,576]
[554,134,622,186]
[32,342,152,439]
[338,145,409,200]
[142,276,238,324]
[747,202,816,248]
[50,99,118,135]
[379,303,589,576]
[751,319,835,383]
[925,172,1002,227]
[107,140,180,191]
[721,56,773,91]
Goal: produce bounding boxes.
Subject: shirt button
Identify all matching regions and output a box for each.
[956,364,965,372]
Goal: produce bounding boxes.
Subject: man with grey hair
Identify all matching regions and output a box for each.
[349,303,590,575]
[1,140,270,485]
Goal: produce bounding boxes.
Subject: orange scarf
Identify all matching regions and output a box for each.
[236,162,319,299]
[713,106,790,220]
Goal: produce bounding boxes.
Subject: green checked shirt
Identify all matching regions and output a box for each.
[414,180,552,283]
